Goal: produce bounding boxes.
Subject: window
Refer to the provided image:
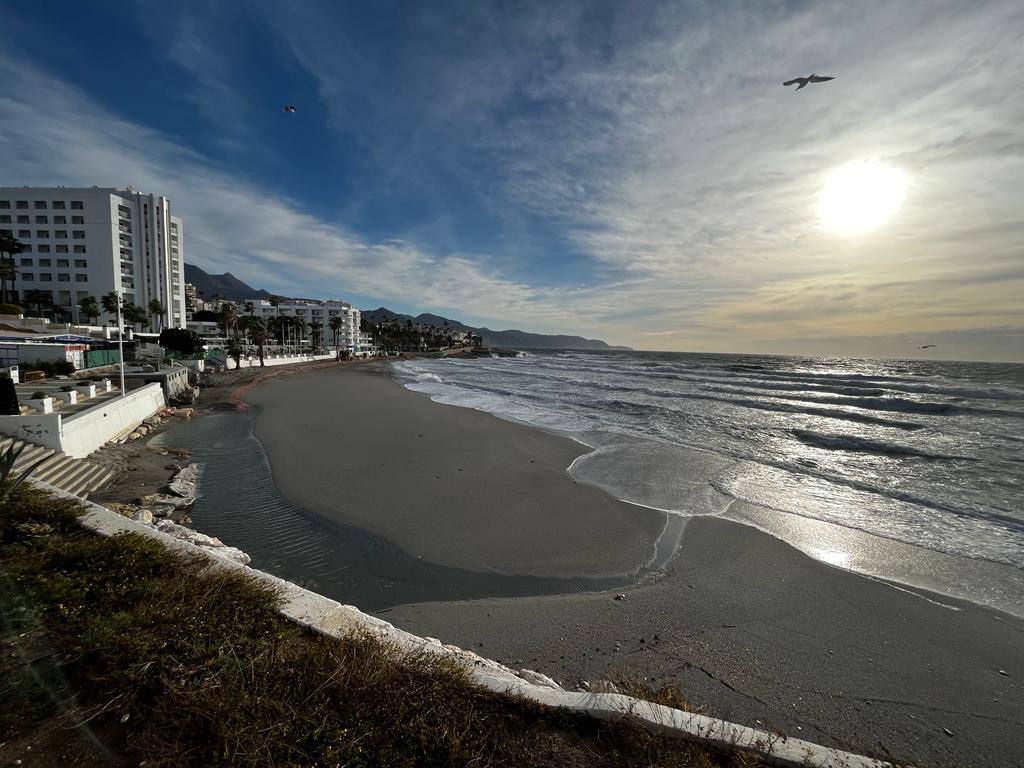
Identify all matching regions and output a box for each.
[52,201,65,209]
[20,273,33,281]
[53,216,66,224]
[18,230,30,238]
[74,259,87,268]
[35,215,47,224]
[55,230,67,239]
[0,215,9,224]
[75,274,88,283]
[72,230,85,239]
[40,273,52,282]
[58,274,70,282]
[0,229,9,237]
[37,245,50,253]
[20,258,32,266]
[16,201,28,209]
[73,245,86,254]
[72,215,84,224]
[17,215,29,224]
[55,245,68,253]
[57,259,69,267]
[34,201,47,209]
[70,201,83,209]
[38,259,51,267]
[0,201,9,209]
[36,230,49,238]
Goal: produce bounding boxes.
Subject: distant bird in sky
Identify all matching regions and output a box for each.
[919,344,937,349]
[283,105,297,113]
[782,74,835,91]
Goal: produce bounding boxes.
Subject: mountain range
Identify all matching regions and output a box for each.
[184,264,629,350]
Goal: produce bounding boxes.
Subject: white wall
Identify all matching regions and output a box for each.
[0,382,165,458]
[225,353,335,370]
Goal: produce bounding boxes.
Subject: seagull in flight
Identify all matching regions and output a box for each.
[919,344,937,349]
[783,74,835,91]
[283,105,297,113]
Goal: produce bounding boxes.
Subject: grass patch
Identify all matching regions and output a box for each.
[1,485,766,767]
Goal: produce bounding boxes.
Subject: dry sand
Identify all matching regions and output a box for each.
[245,365,666,578]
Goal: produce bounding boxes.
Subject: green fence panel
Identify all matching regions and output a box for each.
[85,349,121,368]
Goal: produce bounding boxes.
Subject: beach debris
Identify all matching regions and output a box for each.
[579,680,591,691]
[942,727,954,737]
[997,669,1009,676]
[614,593,626,601]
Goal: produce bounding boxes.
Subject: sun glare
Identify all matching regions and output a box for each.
[819,160,907,235]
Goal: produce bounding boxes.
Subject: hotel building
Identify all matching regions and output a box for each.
[0,186,185,328]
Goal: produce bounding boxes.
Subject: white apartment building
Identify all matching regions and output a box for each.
[0,186,185,329]
[246,298,361,353]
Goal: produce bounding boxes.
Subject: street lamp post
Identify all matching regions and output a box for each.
[116,291,126,398]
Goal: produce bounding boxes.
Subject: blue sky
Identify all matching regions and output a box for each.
[1,0,1022,360]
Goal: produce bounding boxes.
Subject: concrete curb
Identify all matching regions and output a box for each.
[38,482,891,768]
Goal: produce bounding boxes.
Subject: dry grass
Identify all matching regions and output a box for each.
[1,485,767,767]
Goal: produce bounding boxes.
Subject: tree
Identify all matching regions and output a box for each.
[159,327,204,358]
[225,336,245,369]
[147,298,165,332]
[218,302,238,338]
[0,234,25,304]
[78,295,100,324]
[293,318,308,346]
[244,300,255,316]
[100,291,121,324]
[122,303,148,331]
[329,316,343,348]
[24,290,53,319]
[309,321,323,351]
[247,317,271,367]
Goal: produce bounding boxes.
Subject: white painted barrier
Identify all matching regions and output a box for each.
[1,383,165,458]
[225,353,335,370]
[43,484,890,768]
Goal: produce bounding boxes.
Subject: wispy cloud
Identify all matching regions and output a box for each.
[2,0,1023,360]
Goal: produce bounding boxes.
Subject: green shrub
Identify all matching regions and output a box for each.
[60,384,74,392]
[0,302,23,315]
[30,391,47,399]
[22,359,76,377]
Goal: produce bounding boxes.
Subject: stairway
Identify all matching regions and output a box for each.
[1,437,115,498]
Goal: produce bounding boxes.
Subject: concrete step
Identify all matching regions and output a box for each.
[52,460,99,494]
[33,454,78,485]
[67,465,115,498]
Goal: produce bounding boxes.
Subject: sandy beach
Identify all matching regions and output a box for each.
[239,363,1024,767]
[245,365,665,578]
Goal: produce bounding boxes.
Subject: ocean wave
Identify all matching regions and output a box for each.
[790,429,970,460]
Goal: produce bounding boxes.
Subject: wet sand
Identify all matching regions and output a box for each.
[386,517,1024,768]
[245,365,665,578]
[246,363,1024,767]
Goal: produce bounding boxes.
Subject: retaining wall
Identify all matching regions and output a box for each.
[40,483,890,768]
[1,383,165,458]
[225,353,335,370]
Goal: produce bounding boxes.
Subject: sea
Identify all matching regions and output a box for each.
[395,351,1024,615]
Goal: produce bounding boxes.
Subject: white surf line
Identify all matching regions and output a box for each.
[40,481,894,768]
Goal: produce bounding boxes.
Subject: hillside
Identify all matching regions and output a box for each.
[361,307,629,350]
[184,264,272,301]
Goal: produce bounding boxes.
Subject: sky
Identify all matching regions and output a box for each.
[1,0,1022,361]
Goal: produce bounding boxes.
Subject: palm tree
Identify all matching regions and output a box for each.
[309,321,323,351]
[225,336,245,369]
[24,290,53,319]
[78,295,100,324]
[244,300,255,316]
[0,233,25,304]
[147,298,165,332]
[293,318,308,347]
[247,317,270,367]
[123,303,148,331]
[218,302,239,339]
[329,316,343,348]
[100,291,121,326]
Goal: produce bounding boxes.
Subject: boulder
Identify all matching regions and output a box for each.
[516,669,561,690]
[168,464,202,500]
[132,510,154,525]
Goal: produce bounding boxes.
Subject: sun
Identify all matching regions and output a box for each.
[819,160,907,235]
